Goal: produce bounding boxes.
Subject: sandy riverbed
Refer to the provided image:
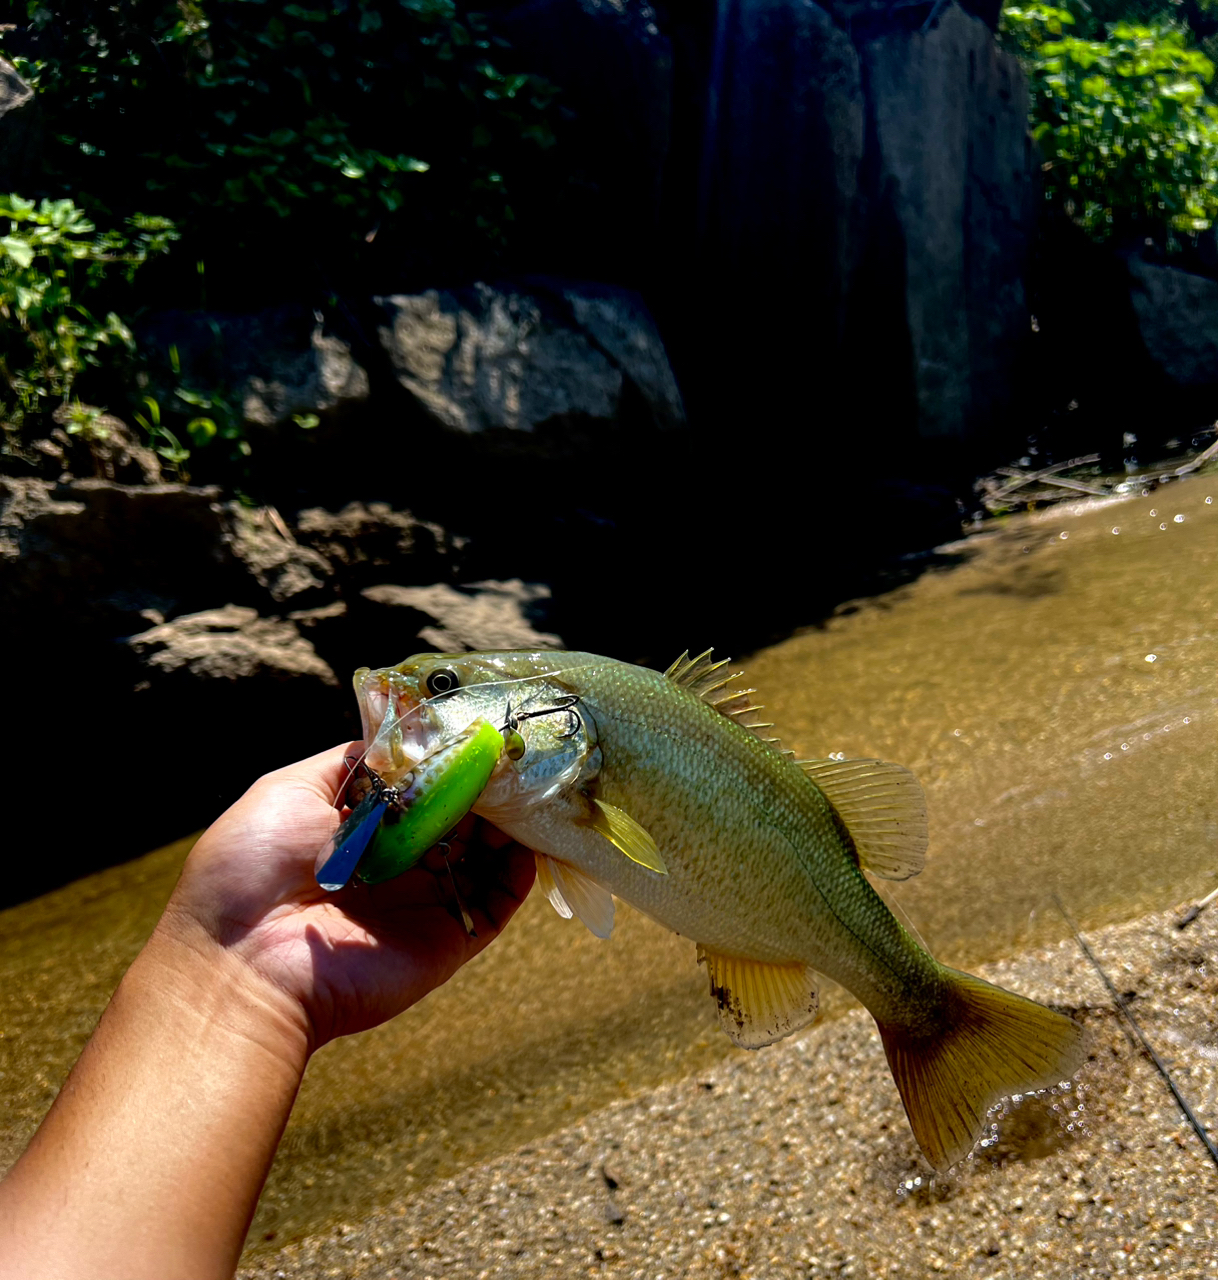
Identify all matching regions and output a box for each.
[239,902,1218,1279]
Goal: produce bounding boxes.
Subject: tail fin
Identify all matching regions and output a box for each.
[877,967,1085,1171]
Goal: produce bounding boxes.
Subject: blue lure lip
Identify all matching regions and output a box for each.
[315,790,391,891]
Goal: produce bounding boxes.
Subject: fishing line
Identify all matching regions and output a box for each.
[1053,892,1218,1172]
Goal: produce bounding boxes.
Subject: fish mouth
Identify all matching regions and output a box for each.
[353,666,439,783]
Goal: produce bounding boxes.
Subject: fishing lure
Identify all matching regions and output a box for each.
[315,717,504,891]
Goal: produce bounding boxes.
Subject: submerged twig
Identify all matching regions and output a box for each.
[991,453,1102,495]
[977,432,1218,514]
[1053,893,1218,1172]
[1134,436,1218,485]
[1176,885,1218,931]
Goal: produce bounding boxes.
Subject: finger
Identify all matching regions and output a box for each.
[262,740,365,808]
[439,815,519,867]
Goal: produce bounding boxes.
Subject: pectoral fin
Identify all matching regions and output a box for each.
[535,854,616,939]
[589,799,667,874]
[697,946,821,1048]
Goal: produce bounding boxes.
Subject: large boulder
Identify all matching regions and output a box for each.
[1126,256,1218,394]
[858,3,1032,442]
[664,0,864,439]
[662,0,1031,453]
[691,0,864,328]
[376,281,685,435]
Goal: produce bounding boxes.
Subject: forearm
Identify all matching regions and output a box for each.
[0,923,312,1280]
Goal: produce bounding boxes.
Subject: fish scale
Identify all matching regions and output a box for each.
[353,648,1085,1171]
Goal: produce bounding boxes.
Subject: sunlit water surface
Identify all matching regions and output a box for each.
[2,477,1216,1251]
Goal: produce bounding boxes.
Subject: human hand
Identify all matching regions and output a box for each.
[155,742,536,1055]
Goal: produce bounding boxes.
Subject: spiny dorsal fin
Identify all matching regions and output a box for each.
[665,649,787,752]
[589,799,667,874]
[697,945,821,1048]
[800,758,928,881]
[535,853,616,938]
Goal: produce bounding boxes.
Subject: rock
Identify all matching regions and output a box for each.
[859,2,1031,440]
[361,580,561,651]
[48,405,163,485]
[139,306,370,431]
[1126,257,1218,393]
[691,0,864,332]
[667,0,865,447]
[376,281,684,435]
[293,502,454,591]
[560,286,686,431]
[241,326,370,429]
[821,0,1003,33]
[221,504,333,606]
[126,604,337,686]
[0,58,40,191]
[0,477,229,639]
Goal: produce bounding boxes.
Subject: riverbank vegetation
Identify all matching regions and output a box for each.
[1001,0,1218,246]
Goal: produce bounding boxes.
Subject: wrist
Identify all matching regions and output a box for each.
[138,907,316,1074]
[0,901,314,1280]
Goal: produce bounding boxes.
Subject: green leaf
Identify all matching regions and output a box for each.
[187,416,218,444]
[1,236,34,267]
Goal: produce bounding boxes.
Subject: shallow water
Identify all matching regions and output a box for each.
[2,476,1216,1253]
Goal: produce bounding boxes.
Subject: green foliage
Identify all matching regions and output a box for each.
[0,194,176,455]
[131,393,192,480]
[1003,4,1218,244]
[5,1,560,303]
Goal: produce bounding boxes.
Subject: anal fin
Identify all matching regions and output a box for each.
[535,854,615,939]
[697,946,820,1048]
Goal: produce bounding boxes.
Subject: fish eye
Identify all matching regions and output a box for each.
[426,668,460,696]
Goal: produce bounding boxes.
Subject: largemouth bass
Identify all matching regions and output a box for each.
[354,648,1084,1169]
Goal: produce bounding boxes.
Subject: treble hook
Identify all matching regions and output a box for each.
[438,840,477,937]
[500,694,583,743]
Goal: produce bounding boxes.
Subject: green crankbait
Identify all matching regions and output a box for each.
[315,718,503,891]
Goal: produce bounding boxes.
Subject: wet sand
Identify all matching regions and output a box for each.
[240,902,1218,1279]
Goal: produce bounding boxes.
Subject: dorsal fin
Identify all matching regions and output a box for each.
[800,758,928,880]
[665,649,793,755]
